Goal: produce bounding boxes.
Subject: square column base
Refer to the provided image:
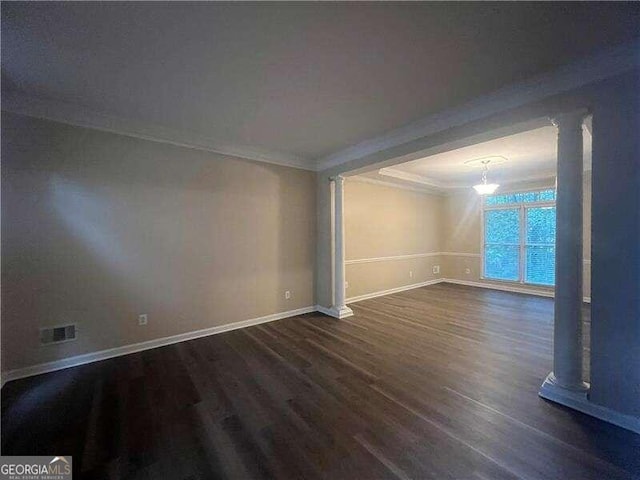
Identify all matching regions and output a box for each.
[322,305,354,319]
[539,372,640,434]
[539,372,589,406]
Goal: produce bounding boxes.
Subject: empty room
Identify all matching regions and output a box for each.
[1,2,639,479]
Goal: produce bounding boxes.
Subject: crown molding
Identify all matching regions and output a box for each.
[347,174,445,195]
[5,40,631,174]
[378,167,564,193]
[317,40,640,172]
[378,168,452,189]
[357,166,560,194]
[1,90,315,171]
[495,172,558,188]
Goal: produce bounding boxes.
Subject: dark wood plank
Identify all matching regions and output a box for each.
[2,284,639,479]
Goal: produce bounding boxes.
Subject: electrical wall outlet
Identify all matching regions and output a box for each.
[345,281,349,289]
[432,265,440,274]
[138,314,148,326]
[409,270,413,278]
[285,290,291,300]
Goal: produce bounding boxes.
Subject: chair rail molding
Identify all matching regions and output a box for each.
[345,252,442,265]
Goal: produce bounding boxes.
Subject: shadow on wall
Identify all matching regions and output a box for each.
[1,112,316,372]
[50,174,192,317]
[42,168,304,358]
[447,190,481,252]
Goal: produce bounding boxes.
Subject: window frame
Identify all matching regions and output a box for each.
[480,187,556,287]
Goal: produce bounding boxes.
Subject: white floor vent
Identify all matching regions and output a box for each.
[40,324,77,345]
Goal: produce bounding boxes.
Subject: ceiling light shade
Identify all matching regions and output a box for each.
[473,160,500,195]
[473,182,499,195]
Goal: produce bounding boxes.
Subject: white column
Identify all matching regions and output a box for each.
[328,176,353,319]
[540,110,589,404]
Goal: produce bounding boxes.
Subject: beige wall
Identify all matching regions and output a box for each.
[344,179,444,300]
[344,174,592,302]
[0,113,593,372]
[345,180,443,259]
[442,175,592,299]
[1,112,316,372]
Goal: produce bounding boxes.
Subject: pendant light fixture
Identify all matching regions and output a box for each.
[473,159,499,195]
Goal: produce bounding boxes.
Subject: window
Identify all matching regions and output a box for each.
[483,189,556,286]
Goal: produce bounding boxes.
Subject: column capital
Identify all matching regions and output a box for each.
[550,108,589,129]
[329,175,346,184]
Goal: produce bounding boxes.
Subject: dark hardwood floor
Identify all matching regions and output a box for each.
[2,283,639,479]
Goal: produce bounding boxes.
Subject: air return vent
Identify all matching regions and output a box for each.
[40,324,77,345]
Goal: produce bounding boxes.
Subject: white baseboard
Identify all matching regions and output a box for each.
[443,278,554,297]
[0,279,591,386]
[343,277,590,305]
[442,278,592,304]
[346,278,444,304]
[1,305,316,386]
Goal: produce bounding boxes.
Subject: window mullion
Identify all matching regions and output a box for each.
[520,206,526,283]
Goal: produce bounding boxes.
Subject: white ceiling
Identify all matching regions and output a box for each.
[2,3,638,167]
[361,124,592,190]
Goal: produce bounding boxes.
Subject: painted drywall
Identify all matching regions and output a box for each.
[344,179,443,299]
[589,73,640,417]
[343,175,591,301]
[442,174,592,299]
[317,70,639,419]
[1,112,316,372]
